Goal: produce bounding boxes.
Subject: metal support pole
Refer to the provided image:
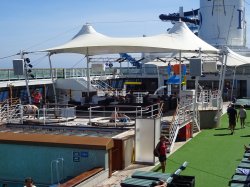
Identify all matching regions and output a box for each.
[21,51,32,104]
[231,66,237,101]
[115,107,117,127]
[179,51,182,98]
[48,54,57,104]
[86,49,91,97]
[89,107,92,126]
[216,48,228,122]
[218,54,225,93]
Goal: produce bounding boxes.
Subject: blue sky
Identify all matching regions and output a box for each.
[0,0,248,68]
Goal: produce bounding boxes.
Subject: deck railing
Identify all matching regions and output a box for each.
[88,103,161,126]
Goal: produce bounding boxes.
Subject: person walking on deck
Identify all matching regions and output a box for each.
[155,135,169,173]
[238,105,247,128]
[227,104,237,135]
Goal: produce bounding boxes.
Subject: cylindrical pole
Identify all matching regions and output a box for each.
[179,51,182,98]
[21,51,32,104]
[231,66,237,101]
[86,49,91,97]
[48,54,57,104]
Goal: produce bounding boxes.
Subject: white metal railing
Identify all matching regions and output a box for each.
[37,104,76,124]
[88,103,161,127]
[168,89,221,152]
[197,89,221,110]
[168,99,196,152]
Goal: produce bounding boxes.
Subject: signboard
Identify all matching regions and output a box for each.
[73,151,89,162]
[73,151,80,162]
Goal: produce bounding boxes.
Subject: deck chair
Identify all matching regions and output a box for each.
[121,161,188,187]
[243,153,250,158]
[131,171,171,181]
[242,158,250,163]
[130,162,188,182]
[238,163,250,169]
[230,174,250,184]
[229,182,247,187]
[120,177,157,187]
[235,168,250,176]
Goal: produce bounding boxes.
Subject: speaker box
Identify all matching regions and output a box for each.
[13,59,24,75]
[189,58,202,76]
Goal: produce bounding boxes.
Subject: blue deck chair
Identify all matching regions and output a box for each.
[229,182,247,187]
[120,177,157,187]
[235,168,250,176]
[238,163,250,169]
[121,161,188,187]
[131,171,171,181]
[131,161,188,182]
[242,158,250,163]
[243,153,250,158]
[231,175,250,183]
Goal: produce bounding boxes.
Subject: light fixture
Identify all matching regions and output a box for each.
[25,58,30,63]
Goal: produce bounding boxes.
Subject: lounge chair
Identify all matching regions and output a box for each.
[120,161,188,187]
[230,174,250,184]
[120,177,157,187]
[238,163,250,169]
[243,153,250,158]
[131,170,171,181]
[229,182,247,187]
[235,168,250,175]
[242,158,250,163]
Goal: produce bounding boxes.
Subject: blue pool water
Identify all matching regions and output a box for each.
[0,143,107,186]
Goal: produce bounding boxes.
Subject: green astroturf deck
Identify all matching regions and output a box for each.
[153,109,250,187]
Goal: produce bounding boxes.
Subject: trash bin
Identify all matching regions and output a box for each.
[177,123,191,141]
[169,175,195,187]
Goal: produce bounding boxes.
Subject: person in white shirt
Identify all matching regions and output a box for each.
[238,105,247,128]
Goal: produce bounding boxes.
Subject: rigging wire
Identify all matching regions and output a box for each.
[71,56,86,68]
[24,24,82,52]
[0,53,18,60]
[31,55,48,67]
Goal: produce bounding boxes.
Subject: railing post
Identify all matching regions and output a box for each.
[64,68,66,79]
[115,107,117,127]
[20,105,23,124]
[8,69,10,81]
[89,107,92,126]
[136,107,138,119]
[141,107,143,118]
[151,105,153,118]
[7,100,10,123]
[43,107,46,125]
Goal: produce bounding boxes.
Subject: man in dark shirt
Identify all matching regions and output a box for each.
[227,104,237,135]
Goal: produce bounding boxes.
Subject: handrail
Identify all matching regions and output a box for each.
[88,103,161,126]
[168,99,195,152]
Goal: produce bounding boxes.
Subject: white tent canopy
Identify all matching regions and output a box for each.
[44,21,219,55]
[145,60,169,67]
[226,48,250,66]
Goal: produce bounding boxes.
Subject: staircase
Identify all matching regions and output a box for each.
[91,77,117,96]
[161,98,200,152]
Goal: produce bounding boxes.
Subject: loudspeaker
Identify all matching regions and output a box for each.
[13,59,24,75]
[189,58,202,76]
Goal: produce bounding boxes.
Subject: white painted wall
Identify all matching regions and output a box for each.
[199,0,246,47]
